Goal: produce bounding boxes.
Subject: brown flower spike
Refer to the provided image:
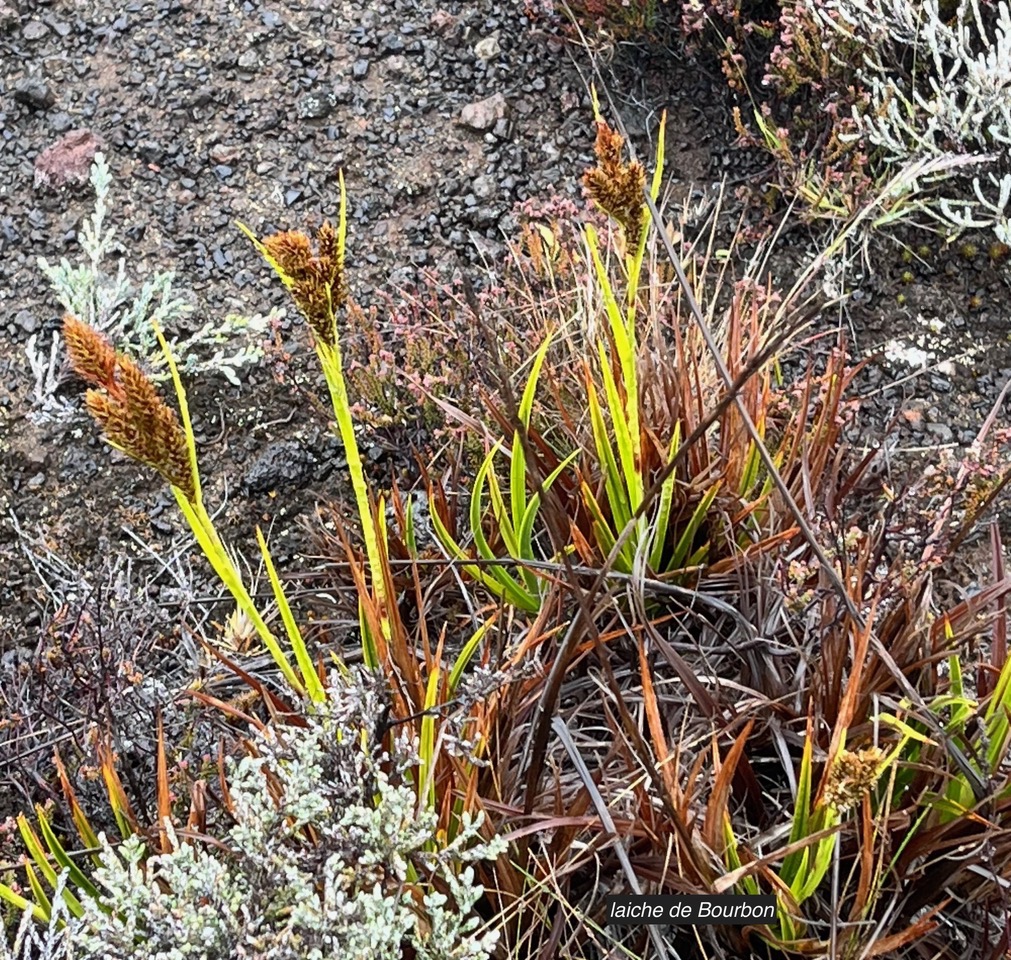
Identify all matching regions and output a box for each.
[582,119,647,244]
[261,222,346,347]
[62,315,197,503]
[822,745,885,811]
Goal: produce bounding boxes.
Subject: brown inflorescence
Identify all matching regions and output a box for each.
[62,313,118,388]
[582,119,647,244]
[261,222,347,347]
[822,745,885,811]
[62,315,197,503]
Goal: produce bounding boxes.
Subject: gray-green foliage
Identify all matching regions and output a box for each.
[29,152,274,421]
[3,671,503,960]
[810,0,1011,241]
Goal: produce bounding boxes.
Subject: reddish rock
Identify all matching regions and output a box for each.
[33,129,103,191]
[458,93,508,133]
[430,10,457,35]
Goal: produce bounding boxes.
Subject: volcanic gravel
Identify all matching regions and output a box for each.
[4,0,1011,641]
[0,0,740,635]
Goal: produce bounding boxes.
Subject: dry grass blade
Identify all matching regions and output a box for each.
[641,187,990,802]
[551,714,679,960]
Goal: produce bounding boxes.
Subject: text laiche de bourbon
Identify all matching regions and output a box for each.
[605,895,777,926]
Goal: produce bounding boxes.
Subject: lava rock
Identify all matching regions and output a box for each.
[14,309,39,333]
[458,92,508,133]
[430,9,458,37]
[33,129,103,191]
[209,143,241,165]
[14,76,55,110]
[0,0,19,33]
[243,440,316,494]
[474,36,501,61]
[21,18,46,40]
[471,174,496,200]
[237,49,260,70]
[49,111,73,133]
[297,90,336,120]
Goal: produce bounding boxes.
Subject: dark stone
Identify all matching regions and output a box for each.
[14,77,55,110]
[243,440,315,493]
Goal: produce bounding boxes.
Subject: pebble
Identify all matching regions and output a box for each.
[14,309,39,333]
[49,111,73,133]
[244,440,315,493]
[925,423,955,443]
[22,19,47,40]
[352,58,370,79]
[474,35,500,61]
[33,128,102,190]
[297,91,335,120]
[459,92,508,133]
[0,0,19,32]
[209,143,241,165]
[472,174,496,199]
[14,77,55,110]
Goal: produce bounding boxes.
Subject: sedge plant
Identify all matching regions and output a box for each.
[238,180,394,665]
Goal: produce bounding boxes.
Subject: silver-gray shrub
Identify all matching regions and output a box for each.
[808,0,1011,240]
[4,670,504,960]
[29,153,273,421]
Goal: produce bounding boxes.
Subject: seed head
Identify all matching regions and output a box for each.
[822,745,885,811]
[63,314,119,391]
[62,315,197,503]
[583,119,647,244]
[261,223,347,347]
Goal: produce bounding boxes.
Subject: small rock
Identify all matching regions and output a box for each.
[14,76,55,110]
[49,111,73,133]
[209,143,240,165]
[33,129,103,191]
[237,49,260,70]
[23,445,48,470]
[459,92,508,133]
[244,440,315,493]
[0,0,20,33]
[430,10,457,35]
[925,422,954,443]
[352,58,370,79]
[380,32,404,53]
[22,18,47,40]
[471,174,496,200]
[297,91,335,120]
[136,140,162,163]
[474,35,500,61]
[14,309,38,333]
